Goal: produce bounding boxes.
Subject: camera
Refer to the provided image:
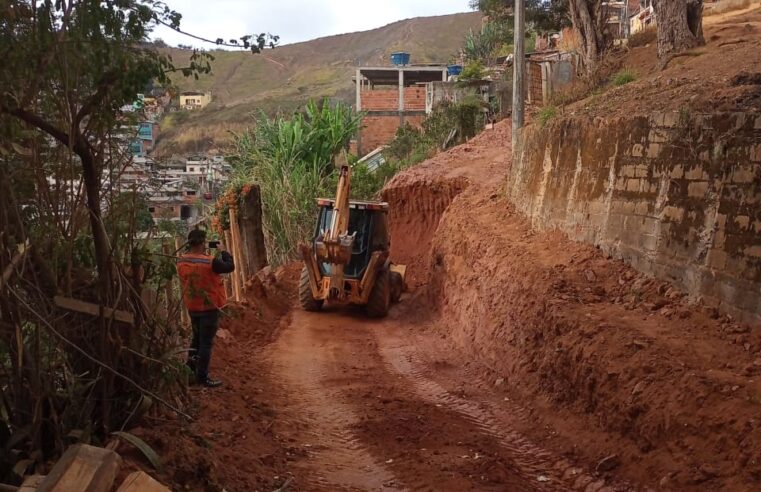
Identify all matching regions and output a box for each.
[207,240,220,249]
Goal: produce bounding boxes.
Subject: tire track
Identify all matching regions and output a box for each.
[379,342,631,492]
[270,310,401,491]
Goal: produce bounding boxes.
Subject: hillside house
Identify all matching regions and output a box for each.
[354,65,448,156]
[179,91,211,110]
[629,0,654,35]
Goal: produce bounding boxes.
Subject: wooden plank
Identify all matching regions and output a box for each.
[0,240,30,291]
[228,209,245,299]
[37,444,122,492]
[54,296,134,325]
[173,237,190,327]
[18,475,45,492]
[224,230,241,303]
[219,236,232,298]
[115,471,170,492]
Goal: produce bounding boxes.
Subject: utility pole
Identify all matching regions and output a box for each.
[512,0,526,151]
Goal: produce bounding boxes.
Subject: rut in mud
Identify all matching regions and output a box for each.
[144,120,760,492]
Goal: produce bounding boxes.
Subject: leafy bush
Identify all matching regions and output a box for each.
[460,60,486,81]
[538,105,558,127]
[463,20,511,64]
[612,69,636,86]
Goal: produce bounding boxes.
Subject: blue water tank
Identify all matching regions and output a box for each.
[447,64,463,76]
[390,52,410,66]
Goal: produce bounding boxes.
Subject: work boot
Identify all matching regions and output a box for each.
[198,376,222,388]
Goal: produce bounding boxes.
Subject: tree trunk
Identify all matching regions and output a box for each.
[653,0,705,60]
[75,140,113,303]
[568,0,610,70]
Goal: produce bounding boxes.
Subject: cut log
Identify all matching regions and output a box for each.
[115,471,170,492]
[18,475,45,491]
[36,444,122,492]
[54,296,134,325]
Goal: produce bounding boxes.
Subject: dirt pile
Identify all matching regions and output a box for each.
[128,264,299,491]
[382,119,761,490]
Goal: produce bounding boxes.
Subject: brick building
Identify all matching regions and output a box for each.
[354,66,448,156]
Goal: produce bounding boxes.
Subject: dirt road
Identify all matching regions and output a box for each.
[267,303,615,492]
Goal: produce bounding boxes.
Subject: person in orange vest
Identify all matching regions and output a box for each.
[177,229,235,387]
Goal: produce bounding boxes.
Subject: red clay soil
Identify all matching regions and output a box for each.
[122,265,301,491]
[565,5,761,118]
[136,106,760,489]
[383,120,761,490]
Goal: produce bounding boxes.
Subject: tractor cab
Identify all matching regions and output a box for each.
[299,164,405,317]
[313,199,389,280]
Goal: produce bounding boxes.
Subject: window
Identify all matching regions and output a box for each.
[189,167,195,172]
[186,190,196,196]
[148,207,155,213]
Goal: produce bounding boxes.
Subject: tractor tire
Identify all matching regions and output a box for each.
[390,271,403,303]
[299,265,323,312]
[366,268,391,318]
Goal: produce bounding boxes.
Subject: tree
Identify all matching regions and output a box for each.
[652,0,705,61]
[470,0,570,34]
[0,0,276,468]
[0,1,274,303]
[567,0,610,70]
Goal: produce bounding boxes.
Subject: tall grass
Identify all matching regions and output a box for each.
[229,100,362,266]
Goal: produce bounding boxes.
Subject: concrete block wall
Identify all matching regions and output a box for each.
[510,112,761,324]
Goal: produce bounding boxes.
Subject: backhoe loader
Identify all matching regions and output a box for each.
[299,164,405,317]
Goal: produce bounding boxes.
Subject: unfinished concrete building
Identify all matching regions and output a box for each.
[354,65,448,156]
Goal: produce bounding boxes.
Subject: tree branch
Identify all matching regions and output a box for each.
[0,104,71,147]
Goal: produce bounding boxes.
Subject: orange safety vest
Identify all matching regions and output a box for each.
[177,253,227,312]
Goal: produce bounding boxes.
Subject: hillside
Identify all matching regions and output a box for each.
[155,12,481,156]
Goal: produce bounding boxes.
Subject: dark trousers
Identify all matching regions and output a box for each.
[188,310,220,380]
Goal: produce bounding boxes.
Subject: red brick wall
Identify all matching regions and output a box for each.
[361,87,428,111]
[361,116,400,153]
[360,114,426,155]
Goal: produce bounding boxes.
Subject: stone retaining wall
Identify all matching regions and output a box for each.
[510,112,761,324]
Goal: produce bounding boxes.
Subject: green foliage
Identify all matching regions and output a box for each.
[229,99,361,265]
[612,69,636,86]
[538,105,558,127]
[470,0,570,34]
[383,99,487,174]
[460,61,487,81]
[463,21,511,64]
[0,0,275,481]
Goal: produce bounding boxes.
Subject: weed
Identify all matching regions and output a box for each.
[612,69,636,86]
[538,105,558,128]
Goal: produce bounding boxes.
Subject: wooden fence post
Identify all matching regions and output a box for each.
[228,208,246,297]
[224,229,241,303]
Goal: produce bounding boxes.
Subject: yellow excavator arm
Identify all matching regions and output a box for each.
[314,164,355,300]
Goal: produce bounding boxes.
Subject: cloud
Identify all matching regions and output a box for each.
[152,0,470,47]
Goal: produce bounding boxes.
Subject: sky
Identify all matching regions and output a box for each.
[152,0,472,48]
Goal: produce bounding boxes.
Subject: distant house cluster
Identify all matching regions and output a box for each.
[119,155,231,226]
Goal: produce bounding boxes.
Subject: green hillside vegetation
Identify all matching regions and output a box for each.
[155,12,481,156]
